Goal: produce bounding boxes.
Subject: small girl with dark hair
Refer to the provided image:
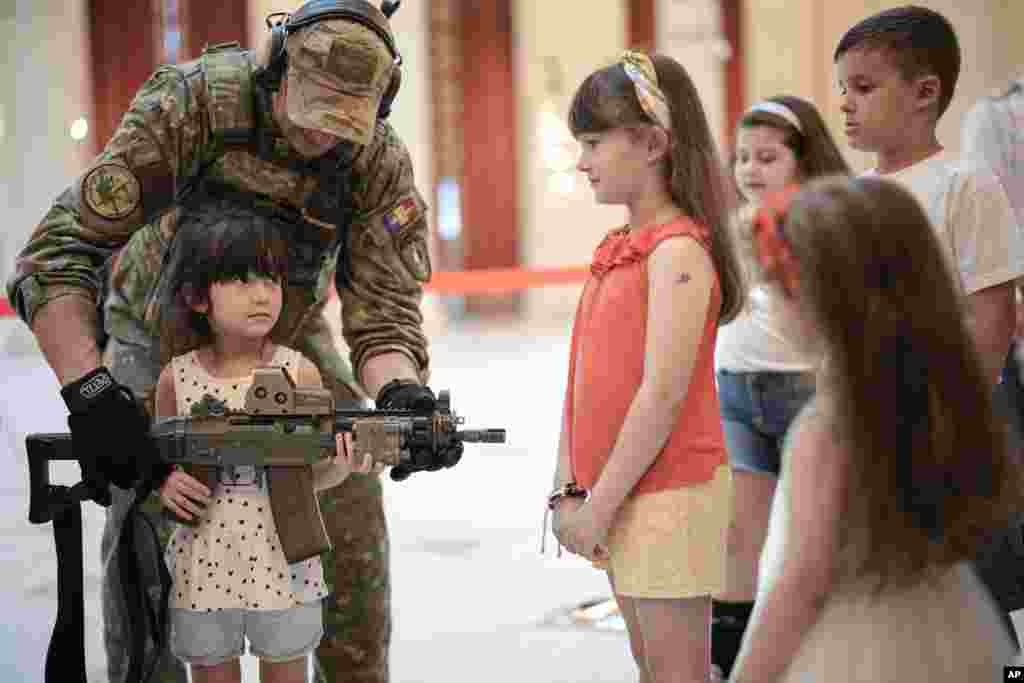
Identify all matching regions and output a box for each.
[154,204,375,683]
[731,176,1021,682]
[712,96,850,678]
[547,50,743,681]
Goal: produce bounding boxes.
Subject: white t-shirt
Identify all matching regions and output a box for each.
[961,81,1024,232]
[715,206,815,373]
[715,284,814,372]
[862,149,1024,297]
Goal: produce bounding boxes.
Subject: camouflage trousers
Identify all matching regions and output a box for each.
[100,332,391,682]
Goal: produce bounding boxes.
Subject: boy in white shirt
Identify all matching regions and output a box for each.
[833,5,1024,651]
[834,6,1024,385]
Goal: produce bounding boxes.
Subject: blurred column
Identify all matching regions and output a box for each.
[88,0,247,155]
[0,7,16,294]
[4,0,93,324]
[514,0,626,325]
[88,0,161,154]
[655,0,731,151]
[633,0,740,156]
[628,0,656,51]
[181,0,249,59]
[429,0,465,294]
[431,0,523,319]
[460,1,521,316]
[722,0,744,151]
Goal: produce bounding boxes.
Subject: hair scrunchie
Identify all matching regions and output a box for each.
[752,185,802,298]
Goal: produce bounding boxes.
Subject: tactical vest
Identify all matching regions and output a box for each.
[172,43,353,563]
[187,42,358,291]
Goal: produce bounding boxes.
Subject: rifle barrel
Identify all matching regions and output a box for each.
[457,429,506,443]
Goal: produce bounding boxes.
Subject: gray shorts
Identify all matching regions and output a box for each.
[170,601,324,667]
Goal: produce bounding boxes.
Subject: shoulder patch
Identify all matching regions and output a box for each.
[82,164,141,220]
[383,196,419,234]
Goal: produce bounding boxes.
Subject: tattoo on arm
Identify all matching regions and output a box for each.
[677,272,691,284]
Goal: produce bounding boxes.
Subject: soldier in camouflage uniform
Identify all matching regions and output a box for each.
[6,3,453,682]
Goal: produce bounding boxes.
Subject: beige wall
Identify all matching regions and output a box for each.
[1,0,94,290]
[657,0,731,151]
[515,0,629,321]
[745,0,1024,172]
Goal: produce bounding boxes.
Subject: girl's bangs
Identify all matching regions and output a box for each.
[207,219,288,283]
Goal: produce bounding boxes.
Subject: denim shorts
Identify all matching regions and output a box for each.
[717,369,815,476]
[170,600,323,667]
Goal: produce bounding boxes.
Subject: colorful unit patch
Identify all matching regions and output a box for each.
[82,163,142,220]
[383,197,417,234]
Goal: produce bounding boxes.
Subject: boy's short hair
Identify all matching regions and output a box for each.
[834,5,961,120]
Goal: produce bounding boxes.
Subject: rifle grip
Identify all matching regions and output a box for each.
[28,442,55,525]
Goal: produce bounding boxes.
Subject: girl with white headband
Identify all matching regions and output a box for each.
[547,50,743,682]
[711,95,849,679]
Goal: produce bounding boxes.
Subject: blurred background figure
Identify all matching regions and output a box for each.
[711,95,849,680]
[733,176,1021,683]
[961,73,1024,650]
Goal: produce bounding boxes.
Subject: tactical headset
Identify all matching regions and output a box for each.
[257,0,403,120]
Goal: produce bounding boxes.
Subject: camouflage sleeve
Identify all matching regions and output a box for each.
[5,62,210,325]
[341,123,431,384]
[293,300,368,404]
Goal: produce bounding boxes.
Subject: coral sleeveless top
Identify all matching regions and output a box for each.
[567,217,727,496]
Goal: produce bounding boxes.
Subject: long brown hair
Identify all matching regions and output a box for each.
[781,176,1022,589]
[568,53,744,323]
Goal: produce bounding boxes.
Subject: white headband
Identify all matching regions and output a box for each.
[746,101,803,134]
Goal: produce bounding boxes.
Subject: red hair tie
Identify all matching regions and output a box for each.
[752,186,801,298]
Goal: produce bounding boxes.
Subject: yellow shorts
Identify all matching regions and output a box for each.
[594,465,732,599]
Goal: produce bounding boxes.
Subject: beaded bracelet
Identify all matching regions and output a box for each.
[540,481,590,555]
[546,481,590,510]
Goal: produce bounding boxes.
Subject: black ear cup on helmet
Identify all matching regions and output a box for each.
[378,63,401,120]
[261,0,402,119]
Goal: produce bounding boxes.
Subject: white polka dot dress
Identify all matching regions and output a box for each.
[165,347,329,612]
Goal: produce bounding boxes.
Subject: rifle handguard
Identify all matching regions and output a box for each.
[25,367,508,528]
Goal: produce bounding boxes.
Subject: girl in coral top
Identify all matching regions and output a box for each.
[548,50,744,682]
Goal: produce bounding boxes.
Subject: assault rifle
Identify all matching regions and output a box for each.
[24,367,506,683]
[28,367,506,500]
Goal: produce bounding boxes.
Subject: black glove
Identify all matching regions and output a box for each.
[375,379,437,412]
[61,367,166,490]
[376,380,464,481]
